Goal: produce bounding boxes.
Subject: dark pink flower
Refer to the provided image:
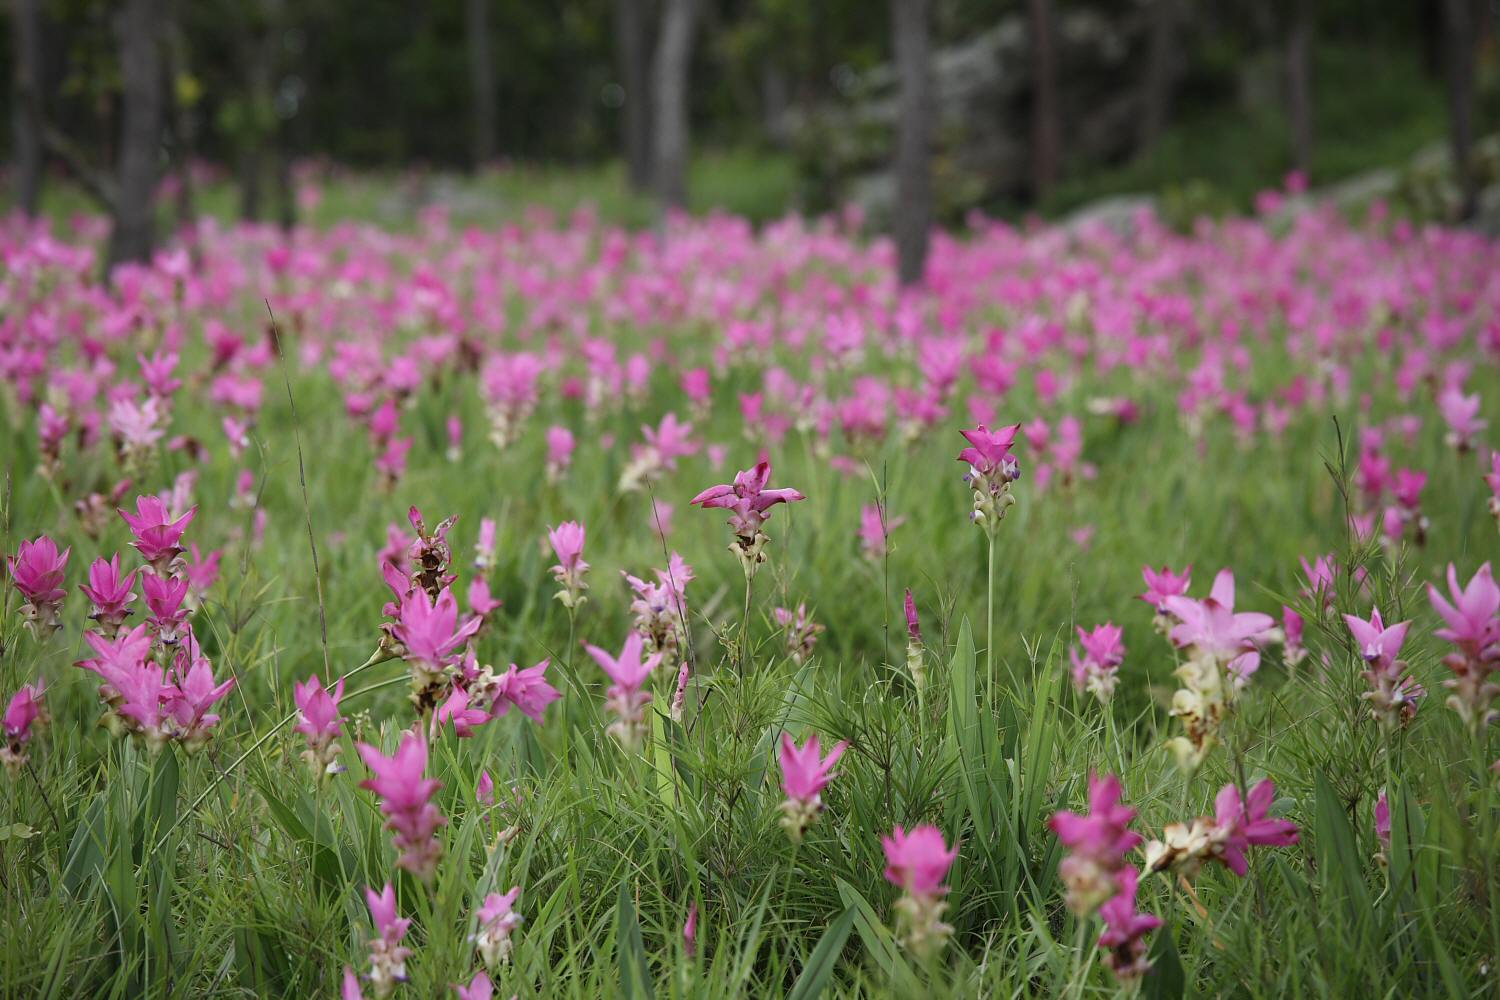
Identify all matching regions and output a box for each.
[357,730,446,880]
[691,459,806,540]
[1139,564,1191,613]
[117,495,195,569]
[882,824,958,897]
[1164,569,1274,664]
[1212,779,1300,876]
[79,554,137,632]
[1097,867,1162,980]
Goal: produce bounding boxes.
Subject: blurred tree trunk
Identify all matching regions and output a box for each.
[762,64,790,148]
[891,0,931,286]
[1027,0,1060,202]
[1136,0,1178,156]
[466,0,497,169]
[107,0,163,270]
[651,0,699,211]
[1285,0,1314,178]
[1444,0,1479,221]
[615,0,653,191]
[10,0,44,217]
[165,13,197,241]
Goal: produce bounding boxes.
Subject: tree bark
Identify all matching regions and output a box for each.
[615,0,653,191]
[1444,0,1479,221]
[164,14,197,240]
[1027,0,1061,202]
[651,0,699,211]
[891,0,931,286]
[107,0,164,271]
[466,0,497,169]
[1285,0,1314,178]
[10,0,44,216]
[1136,0,1177,155]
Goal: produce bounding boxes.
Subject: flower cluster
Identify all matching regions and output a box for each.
[294,674,346,778]
[1048,773,1142,916]
[7,536,70,639]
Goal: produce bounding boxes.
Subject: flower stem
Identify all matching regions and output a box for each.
[985,529,996,706]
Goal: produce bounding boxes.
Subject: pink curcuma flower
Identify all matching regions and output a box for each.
[342,965,365,1000]
[957,423,1022,532]
[357,730,446,880]
[117,495,195,571]
[1144,778,1298,878]
[492,659,561,723]
[391,585,482,691]
[1299,553,1338,609]
[1049,773,1142,916]
[79,554,137,635]
[778,732,849,841]
[1070,623,1125,703]
[1375,790,1391,850]
[683,901,699,957]
[1427,562,1500,727]
[623,552,694,665]
[473,517,498,573]
[2,680,47,773]
[294,674,345,776]
[858,503,904,559]
[882,824,958,958]
[8,536,71,638]
[163,633,235,752]
[547,521,589,608]
[1438,385,1486,452]
[691,459,805,576]
[584,632,662,749]
[774,604,824,665]
[1097,867,1162,980]
[453,971,493,1000]
[1139,564,1191,617]
[363,883,412,997]
[141,571,191,644]
[545,424,575,482]
[1281,606,1307,668]
[1163,569,1274,666]
[1342,608,1411,671]
[471,887,523,967]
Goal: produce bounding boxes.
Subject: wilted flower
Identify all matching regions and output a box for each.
[774,604,824,664]
[1144,778,1299,878]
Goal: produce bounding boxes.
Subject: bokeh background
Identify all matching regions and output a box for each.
[2,1,1498,260]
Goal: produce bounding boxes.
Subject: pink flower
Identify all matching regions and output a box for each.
[474,517,497,572]
[294,674,345,775]
[1139,564,1191,614]
[778,732,848,840]
[2,680,46,774]
[683,901,699,957]
[858,503,904,559]
[956,423,1021,479]
[357,730,446,880]
[184,544,222,604]
[453,971,493,1000]
[392,586,482,677]
[1212,779,1300,876]
[468,577,503,619]
[904,589,921,643]
[472,888,523,966]
[1342,608,1410,669]
[1427,562,1499,655]
[117,495,195,570]
[363,882,411,996]
[7,535,70,636]
[142,571,191,644]
[1299,554,1337,608]
[774,604,824,664]
[881,824,958,897]
[1097,867,1161,980]
[691,459,806,542]
[1070,623,1125,702]
[1282,606,1307,667]
[1375,790,1391,848]
[545,424,575,480]
[1438,386,1486,451]
[547,521,589,607]
[1163,569,1274,664]
[493,659,561,723]
[477,769,495,806]
[79,554,137,633]
[584,632,662,748]
[163,633,234,751]
[1049,773,1142,915]
[342,966,365,1000]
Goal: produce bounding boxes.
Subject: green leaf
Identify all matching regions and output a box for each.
[0,822,37,840]
[786,905,856,1000]
[1143,922,1185,1000]
[61,792,107,895]
[1312,772,1369,911]
[616,878,653,1000]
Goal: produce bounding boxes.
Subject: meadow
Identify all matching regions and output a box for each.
[1,190,1499,998]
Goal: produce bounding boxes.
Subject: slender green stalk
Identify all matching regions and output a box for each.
[985,529,996,706]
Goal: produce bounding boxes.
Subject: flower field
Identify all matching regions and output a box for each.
[2,197,1499,997]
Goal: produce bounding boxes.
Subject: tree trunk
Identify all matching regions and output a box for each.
[1285,0,1314,178]
[165,15,197,240]
[107,0,164,271]
[11,0,44,216]
[891,0,931,286]
[1027,0,1060,202]
[1444,0,1478,221]
[615,0,653,191]
[1136,0,1177,155]
[762,64,791,148]
[651,0,698,211]
[466,0,497,169]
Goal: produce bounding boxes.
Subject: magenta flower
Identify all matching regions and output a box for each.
[184,544,222,605]
[1282,606,1307,667]
[904,590,921,643]
[117,495,195,571]
[584,632,662,748]
[1427,562,1500,726]
[79,554,137,635]
[547,521,589,608]
[363,882,412,997]
[623,553,694,664]
[881,824,958,957]
[545,424,575,482]
[1342,608,1410,670]
[858,503,904,559]
[294,674,345,776]
[1163,569,1274,664]
[1139,564,1191,615]
[957,423,1022,531]
[1070,623,1125,702]
[2,680,47,774]
[1375,791,1391,849]
[454,971,493,1000]
[1048,773,1142,916]
[471,887,523,967]
[141,571,191,644]
[492,660,561,723]
[342,965,365,1000]
[163,635,235,751]
[683,901,699,957]
[357,730,446,880]
[391,585,482,682]
[778,732,849,840]
[1212,779,1300,876]
[473,517,498,572]
[7,535,70,638]
[1438,386,1486,451]
[1097,867,1162,980]
[1299,553,1337,608]
[691,459,806,551]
